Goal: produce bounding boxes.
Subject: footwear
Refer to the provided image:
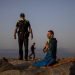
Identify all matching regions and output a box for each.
[19,58,23,60]
[25,59,28,61]
[29,56,32,59]
[19,59,23,60]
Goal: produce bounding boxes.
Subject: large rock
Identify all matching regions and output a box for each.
[0,58,75,75]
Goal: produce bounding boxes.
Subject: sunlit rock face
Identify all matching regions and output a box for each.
[0,58,75,75]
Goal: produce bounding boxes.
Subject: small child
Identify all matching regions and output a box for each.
[29,43,36,60]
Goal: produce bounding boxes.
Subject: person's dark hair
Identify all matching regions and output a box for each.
[33,42,35,45]
[20,13,25,17]
[48,30,54,35]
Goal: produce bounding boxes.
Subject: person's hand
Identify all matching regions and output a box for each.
[14,34,16,39]
[43,49,48,53]
[31,34,33,40]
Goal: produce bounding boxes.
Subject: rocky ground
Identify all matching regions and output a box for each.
[0,57,75,75]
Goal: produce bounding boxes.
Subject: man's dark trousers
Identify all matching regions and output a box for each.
[18,33,28,60]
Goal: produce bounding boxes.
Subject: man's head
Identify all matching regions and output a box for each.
[33,42,35,45]
[47,30,54,39]
[20,13,25,19]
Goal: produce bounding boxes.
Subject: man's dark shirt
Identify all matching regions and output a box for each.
[50,38,57,60]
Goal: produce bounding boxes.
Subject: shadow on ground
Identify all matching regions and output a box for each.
[69,62,75,75]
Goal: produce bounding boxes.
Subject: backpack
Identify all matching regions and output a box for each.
[16,20,30,38]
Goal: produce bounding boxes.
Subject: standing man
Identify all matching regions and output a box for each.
[14,13,33,60]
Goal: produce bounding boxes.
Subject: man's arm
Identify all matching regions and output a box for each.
[28,21,33,39]
[43,42,49,53]
[29,27,33,39]
[14,22,18,39]
[14,27,17,39]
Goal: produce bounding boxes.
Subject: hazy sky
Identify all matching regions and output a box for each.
[0,0,75,57]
